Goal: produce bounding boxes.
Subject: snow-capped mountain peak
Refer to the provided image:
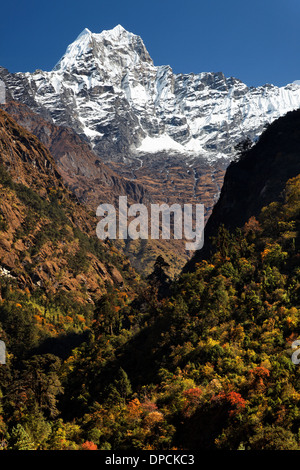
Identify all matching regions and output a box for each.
[53,24,152,73]
[3,25,300,165]
[77,27,92,39]
[53,27,93,71]
[100,24,131,39]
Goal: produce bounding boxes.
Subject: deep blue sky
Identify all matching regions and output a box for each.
[1,0,299,87]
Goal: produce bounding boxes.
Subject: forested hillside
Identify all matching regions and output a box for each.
[0,109,299,450]
[0,172,299,449]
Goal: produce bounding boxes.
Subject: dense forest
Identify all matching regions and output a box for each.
[0,168,299,450]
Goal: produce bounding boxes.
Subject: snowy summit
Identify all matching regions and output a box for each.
[6,25,300,162]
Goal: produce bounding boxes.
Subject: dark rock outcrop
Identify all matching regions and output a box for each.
[184,109,300,271]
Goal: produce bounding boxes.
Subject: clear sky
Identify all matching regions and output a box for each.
[1,0,299,87]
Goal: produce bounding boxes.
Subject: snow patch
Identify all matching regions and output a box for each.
[137,135,185,153]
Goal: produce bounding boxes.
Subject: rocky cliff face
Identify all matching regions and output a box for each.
[0,108,139,299]
[0,100,148,208]
[0,101,197,276]
[184,109,300,271]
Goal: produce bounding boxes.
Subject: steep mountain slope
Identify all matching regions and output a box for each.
[1,25,300,220]
[0,101,190,277]
[0,108,139,301]
[2,25,300,277]
[184,109,300,271]
[0,100,147,208]
[36,172,300,450]
[0,46,300,450]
